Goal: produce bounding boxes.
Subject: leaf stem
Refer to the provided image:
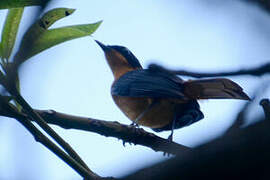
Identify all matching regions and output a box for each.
[12,92,98,178]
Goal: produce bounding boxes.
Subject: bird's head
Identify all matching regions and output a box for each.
[95,40,142,79]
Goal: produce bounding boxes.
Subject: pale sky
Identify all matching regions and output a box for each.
[0,0,270,179]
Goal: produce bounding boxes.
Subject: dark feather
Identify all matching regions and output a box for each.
[111,69,186,99]
[109,45,142,69]
[152,100,204,132]
[184,78,250,100]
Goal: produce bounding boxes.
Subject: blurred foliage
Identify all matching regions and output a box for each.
[245,0,270,14]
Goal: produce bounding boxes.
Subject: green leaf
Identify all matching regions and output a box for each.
[39,8,76,29]
[16,20,102,62]
[0,43,3,60]
[14,72,22,111]
[28,21,102,58]
[0,0,48,9]
[0,8,24,61]
[14,8,77,64]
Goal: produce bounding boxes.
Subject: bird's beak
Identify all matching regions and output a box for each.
[95,40,109,52]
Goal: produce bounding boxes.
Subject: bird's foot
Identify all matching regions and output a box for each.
[162,137,173,156]
[162,133,174,156]
[163,151,172,157]
[167,134,173,142]
[122,123,141,147]
[122,140,132,147]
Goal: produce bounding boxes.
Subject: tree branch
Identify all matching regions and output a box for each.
[0,97,100,180]
[12,93,95,177]
[123,119,270,180]
[32,109,191,155]
[148,62,270,78]
[260,98,270,120]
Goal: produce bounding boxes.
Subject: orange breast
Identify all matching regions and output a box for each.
[112,96,182,128]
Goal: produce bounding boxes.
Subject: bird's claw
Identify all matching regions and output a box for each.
[122,140,127,147]
[163,151,172,157]
[122,140,132,147]
[168,133,173,142]
[162,134,174,156]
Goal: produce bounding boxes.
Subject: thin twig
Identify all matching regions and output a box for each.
[1,70,96,178]
[12,93,95,176]
[148,62,270,78]
[32,109,191,155]
[0,98,100,180]
[17,118,98,180]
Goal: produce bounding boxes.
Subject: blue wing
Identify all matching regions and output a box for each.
[111,69,187,99]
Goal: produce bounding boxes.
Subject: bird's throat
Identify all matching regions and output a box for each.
[105,51,136,80]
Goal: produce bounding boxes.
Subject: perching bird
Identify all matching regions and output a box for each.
[95,40,250,140]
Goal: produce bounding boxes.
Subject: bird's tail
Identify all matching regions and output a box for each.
[183,78,250,100]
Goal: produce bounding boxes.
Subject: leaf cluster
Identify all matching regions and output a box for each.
[0,0,101,113]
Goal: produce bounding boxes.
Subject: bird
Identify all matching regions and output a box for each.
[95,40,250,141]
